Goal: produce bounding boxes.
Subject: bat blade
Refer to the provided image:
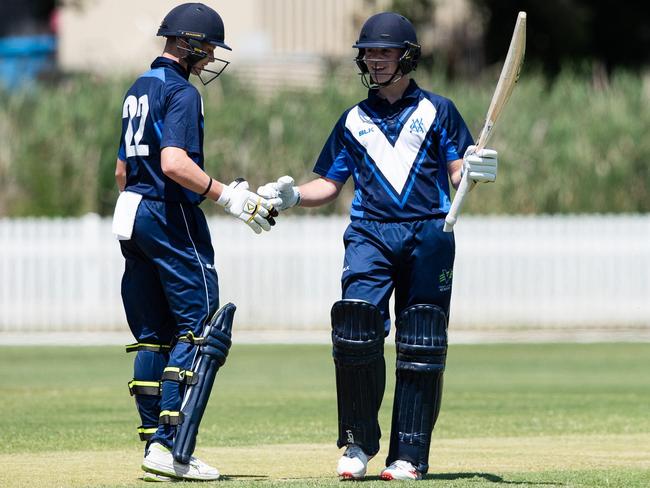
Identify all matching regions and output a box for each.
[476,11,527,150]
[443,11,526,232]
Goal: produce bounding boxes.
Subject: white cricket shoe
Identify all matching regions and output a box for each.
[380,460,422,480]
[336,444,371,480]
[142,442,220,481]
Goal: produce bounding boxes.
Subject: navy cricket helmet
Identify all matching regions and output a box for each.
[353,12,421,87]
[157,3,231,84]
[157,2,231,51]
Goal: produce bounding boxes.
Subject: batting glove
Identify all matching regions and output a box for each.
[462,145,498,183]
[257,176,301,211]
[216,179,279,234]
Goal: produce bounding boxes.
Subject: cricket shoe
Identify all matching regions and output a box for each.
[336,444,372,480]
[142,442,220,481]
[380,460,422,481]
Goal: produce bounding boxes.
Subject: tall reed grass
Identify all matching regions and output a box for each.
[0,68,647,216]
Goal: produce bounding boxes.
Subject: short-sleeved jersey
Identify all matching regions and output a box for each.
[117,57,205,205]
[313,80,473,221]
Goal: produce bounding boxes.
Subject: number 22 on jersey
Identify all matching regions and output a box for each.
[123,94,150,157]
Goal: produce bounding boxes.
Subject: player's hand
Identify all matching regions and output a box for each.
[462,145,498,183]
[257,176,301,211]
[216,178,279,234]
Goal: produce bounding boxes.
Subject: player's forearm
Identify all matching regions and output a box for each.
[297,177,343,207]
[447,158,463,190]
[161,146,220,199]
[115,158,127,192]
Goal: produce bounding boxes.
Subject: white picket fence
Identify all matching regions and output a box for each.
[0,214,649,332]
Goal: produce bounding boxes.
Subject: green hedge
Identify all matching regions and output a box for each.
[0,68,647,217]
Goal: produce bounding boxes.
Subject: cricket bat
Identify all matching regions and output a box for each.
[443,11,527,232]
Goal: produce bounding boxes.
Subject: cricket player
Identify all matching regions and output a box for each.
[258,12,498,481]
[113,3,277,481]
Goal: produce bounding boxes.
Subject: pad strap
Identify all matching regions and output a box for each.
[137,426,157,441]
[176,332,205,345]
[161,367,199,385]
[128,380,162,396]
[159,410,183,426]
[125,342,171,353]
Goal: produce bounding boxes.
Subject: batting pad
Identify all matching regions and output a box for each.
[331,299,386,456]
[172,302,235,464]
[387,304,447,474]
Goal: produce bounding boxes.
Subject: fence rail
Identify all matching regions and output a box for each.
[1,214,648,332]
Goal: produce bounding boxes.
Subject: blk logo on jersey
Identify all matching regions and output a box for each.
[358,127,374,137]
[409,118,425,134]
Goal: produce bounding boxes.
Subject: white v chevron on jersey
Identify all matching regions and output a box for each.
[346,97,436,196]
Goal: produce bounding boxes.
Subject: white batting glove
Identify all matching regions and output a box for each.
[216,179,279,234]
[257,175,301,211]
[462,145,498,183]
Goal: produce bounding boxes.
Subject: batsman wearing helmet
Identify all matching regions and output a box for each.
[113,2,278,482]
[258,12,498,481]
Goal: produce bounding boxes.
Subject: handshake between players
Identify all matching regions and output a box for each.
[214,178,280,234]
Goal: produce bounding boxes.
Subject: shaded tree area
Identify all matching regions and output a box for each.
[475,0,650,76]
[388,0,650,78]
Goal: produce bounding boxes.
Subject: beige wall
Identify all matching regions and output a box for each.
[60,0,242,74]
[58,0,364,75]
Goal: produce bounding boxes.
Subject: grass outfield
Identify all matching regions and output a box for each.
[1,343,649,487]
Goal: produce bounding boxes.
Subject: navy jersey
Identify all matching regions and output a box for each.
[117,57,205,205]
[314,80,473,221]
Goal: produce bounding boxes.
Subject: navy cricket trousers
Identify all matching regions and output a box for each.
[341,217,455,332]
[120,199,219,448]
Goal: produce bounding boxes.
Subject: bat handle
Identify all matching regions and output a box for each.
[442,220,455,233]
[444,126,490,232]
[443,171,472,232]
